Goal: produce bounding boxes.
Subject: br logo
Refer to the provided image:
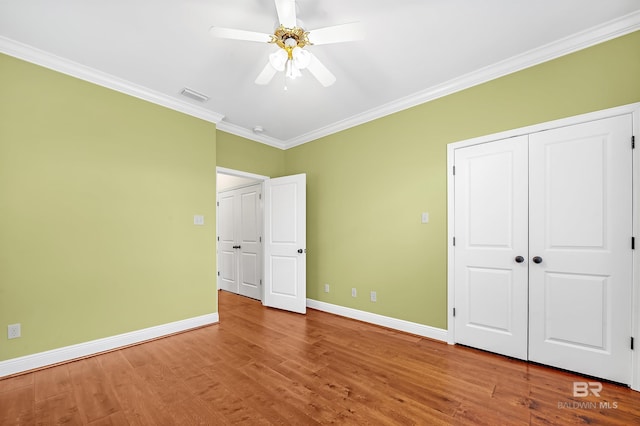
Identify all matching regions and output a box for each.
[573,382,602,397]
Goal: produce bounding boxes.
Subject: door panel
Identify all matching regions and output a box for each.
[217,184,262,299]
[528,114,633,383]
[238,187,261,300]
[218,192,238,293]
[543,273,608,350]
[454,136,529,360]
[264,174,306,314]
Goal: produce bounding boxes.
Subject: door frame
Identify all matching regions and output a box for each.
[446,102,640,391]
[216,167,269,300]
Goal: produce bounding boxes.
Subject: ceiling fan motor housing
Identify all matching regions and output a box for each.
[272,25,310,58]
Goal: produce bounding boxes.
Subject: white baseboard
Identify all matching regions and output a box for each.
[0,313,219,378]
[306,299,447,342]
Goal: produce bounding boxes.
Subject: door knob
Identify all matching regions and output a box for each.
[297,249,304,254]
[515,256,525,263]
[532,256,543,264]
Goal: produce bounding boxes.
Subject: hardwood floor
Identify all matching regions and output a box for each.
[1,290,639,425]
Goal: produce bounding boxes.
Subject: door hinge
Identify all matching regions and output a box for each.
[632,337,635,350]
[453,237,456,246]
[217,201,219,207]
[217,271,220,276]
[217,236,220,241]
[453,165,456,175]
[453,307,456,317]
[632,136,636,149]
[632,237,635,250]
[260,236,262,243]
[259,194,262,200]
[260,279,262,285]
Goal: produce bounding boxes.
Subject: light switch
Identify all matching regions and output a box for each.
[194,215,205,225]
[421,212,429,224]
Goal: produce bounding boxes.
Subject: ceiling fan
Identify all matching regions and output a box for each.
[210,0,364,87]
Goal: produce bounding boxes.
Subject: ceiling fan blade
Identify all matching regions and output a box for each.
[306,53,336,87]
[308,22,365,45]
[255,62,278,85]
[275,0,296,28]
[209,27,272,43]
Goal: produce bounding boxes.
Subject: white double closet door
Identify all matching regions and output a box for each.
[218,184,262,300]
[454,115,633,384]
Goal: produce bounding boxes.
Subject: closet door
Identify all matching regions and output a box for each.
[237,185,262,300]
[528,115,633,384]
[217,184,263,300]
[218,191,238,293]
[453,136,529,360]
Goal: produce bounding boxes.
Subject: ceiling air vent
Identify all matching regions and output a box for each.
[180,87,210,103]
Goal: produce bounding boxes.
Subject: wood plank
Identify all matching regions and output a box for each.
[0,383,34,424]
[34,364,72,401]
[67,356,122,423]
[35,392,83,425]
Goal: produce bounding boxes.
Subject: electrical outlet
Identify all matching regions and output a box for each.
[351,288,357,297]
[8,323,21,339]
[324,284,330,293]
[370,291,377,302]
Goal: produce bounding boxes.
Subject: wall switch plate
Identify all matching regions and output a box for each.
[8,323,21,339]
[351,288,357,297]
[370,291,377,302]
[421,212,429,224]
[324,284,330,293]
[194,215,205,225]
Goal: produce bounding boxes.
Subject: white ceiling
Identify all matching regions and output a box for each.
[1,1,639,149]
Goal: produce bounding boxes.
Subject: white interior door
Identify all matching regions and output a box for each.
[217,184,262,300]
[263,174,306,314]
[528,115,633,383]
[237,185,262,300]
[218,191,238,293]
[454,136,530,360]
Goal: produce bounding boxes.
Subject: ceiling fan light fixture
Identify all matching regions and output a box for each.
[292,47,311,69]
[269,49,288,71]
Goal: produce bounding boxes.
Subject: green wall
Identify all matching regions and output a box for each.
[2,30,639,363]
[216,131,285,177]
[285,30,640,329]
[0,54,218,361]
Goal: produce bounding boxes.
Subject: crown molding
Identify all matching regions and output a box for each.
[0,36,225,125]
[216,120,287,149]
[282,10,640,149]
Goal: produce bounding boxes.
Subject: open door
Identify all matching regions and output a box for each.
[263,173,306,314]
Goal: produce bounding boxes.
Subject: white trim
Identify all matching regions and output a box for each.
[3,11,639,149]
[632,106,640,392]
[0,36,224,125]
[307,299,448,342]
[216,122,286,150]
[216,167,270,181]
[283,11,640,149]
[0,313,218,378]
[447,102,640,390]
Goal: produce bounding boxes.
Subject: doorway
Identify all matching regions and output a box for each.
[216,167,308,314]
[217,168,266,300]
